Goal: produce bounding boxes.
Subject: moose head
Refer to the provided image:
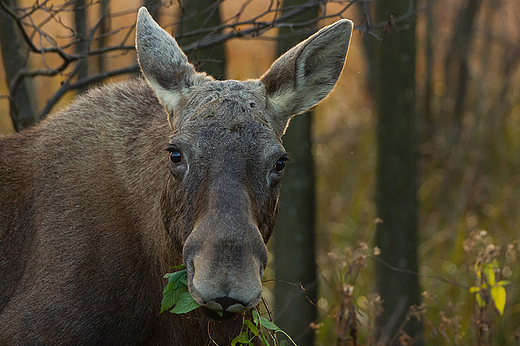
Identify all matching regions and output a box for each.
[136,8,352,314]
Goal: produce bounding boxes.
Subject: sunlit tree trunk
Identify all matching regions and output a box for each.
[371,0,423,344]
[273,1,318,345]
[177,0,225,79]
[0,0,37,130]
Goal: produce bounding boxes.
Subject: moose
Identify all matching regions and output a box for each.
[0,7,352,345]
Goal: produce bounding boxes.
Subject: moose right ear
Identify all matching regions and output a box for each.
[136,7,210,111]
[260,19,353,137]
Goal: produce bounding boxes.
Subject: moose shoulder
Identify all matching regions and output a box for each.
[0,8,352,345]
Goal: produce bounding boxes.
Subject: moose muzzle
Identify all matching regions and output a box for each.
[183,183,268,313]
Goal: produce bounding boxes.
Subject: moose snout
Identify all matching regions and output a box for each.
[183,220,267,313]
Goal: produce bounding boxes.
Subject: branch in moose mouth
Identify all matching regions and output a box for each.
[160,265,300,345]
[160,264,227,317]
[160,264,206,315]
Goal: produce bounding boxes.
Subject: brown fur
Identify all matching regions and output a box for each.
[0,8,352,345]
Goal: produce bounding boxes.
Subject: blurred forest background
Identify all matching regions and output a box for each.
[1,0,519,345]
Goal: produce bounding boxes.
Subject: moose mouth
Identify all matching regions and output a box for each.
[200,306,242,321]
[189,283,262,315]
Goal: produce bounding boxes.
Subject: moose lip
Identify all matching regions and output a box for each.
[201,307,241,321]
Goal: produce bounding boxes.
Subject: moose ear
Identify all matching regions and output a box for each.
[135,7,210,111]
[260,19,353,136]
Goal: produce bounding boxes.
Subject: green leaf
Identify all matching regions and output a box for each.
[257,316,299,345]
[498,280,510,286]
[171,291,201,314]
[171,264,186,270]
[252,309,261,325]
[258,316,282,332]
[160,269,190,313]
[245,319,259,336]
[491,285,506,315]
[231,330,250,346]
[160,282,186,313]
[164,269,187,285]
[215,309,224,317]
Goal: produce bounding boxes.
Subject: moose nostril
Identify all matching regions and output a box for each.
[214,296,245,311]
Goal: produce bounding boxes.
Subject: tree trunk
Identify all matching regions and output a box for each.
[143,0,159,20]
[273,2,318,346]
[177,0,225,79]
[371,0,423,344]
[74,0,89,95]
[0,0,37,130]
[97,0,110,74]
[443,0,482,147]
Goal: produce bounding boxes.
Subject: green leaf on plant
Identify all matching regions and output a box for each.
[245,319,259,336]
[252,309,260,324]
[491,285,506,315]
[171,291,201,314]
[231,330,251,346]
[258,316,282,332]
[171,264,187,270]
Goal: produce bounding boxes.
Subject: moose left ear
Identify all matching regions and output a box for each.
[260,19,353,136]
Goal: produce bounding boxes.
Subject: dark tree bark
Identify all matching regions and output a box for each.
[97,0,110,74]
[357,1,377,96]
[177,0,225,79]
[370,0,423,344]
[0,0,37,130]
[143,0,159,20]
[273,1,318,346]
[74,0,89,95]
[443,0,482,146]
[421,0,435,145]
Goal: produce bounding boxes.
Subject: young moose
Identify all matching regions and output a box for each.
[0,8,352,345]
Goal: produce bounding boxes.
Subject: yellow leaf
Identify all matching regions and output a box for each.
[498,280,510,287]
[484,265,495,286]
[469,286,481,293]
[475,262,482,280]
[475,292,486,308]
[491,286,506,315]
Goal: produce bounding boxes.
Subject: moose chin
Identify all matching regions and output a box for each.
[0,7,352,345]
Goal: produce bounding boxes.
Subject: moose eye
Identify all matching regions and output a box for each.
[169,149,182,164]
[274,156,288,172]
